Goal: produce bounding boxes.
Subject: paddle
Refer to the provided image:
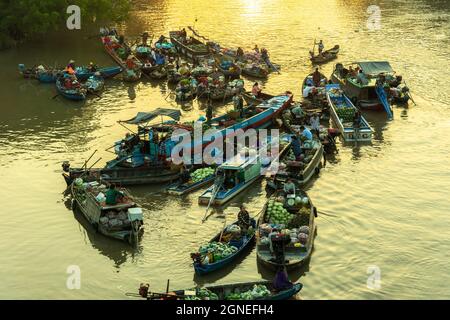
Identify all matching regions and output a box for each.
[403,80,416,105]
[52,94,60,100]
[82,149,98,170]
[218,218,227,242]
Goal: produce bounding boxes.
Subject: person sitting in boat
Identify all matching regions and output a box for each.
[126,55,136,70]
[300,125,313,141]
[273,266,293,291]
[180,28,187,40]
[179,165,191,184]
[254,45,260,53]
[316,40,324,54]
[64,77,73,89]
[302,83,316,98]
[252,82,262,97]
[312,68,322,87]
[237,205,251,232]
[65,60,76,75]
[87,62,97,73]
[356,69,369,85]
[105,184,124,205]
[291,136,302,161]
[348,66,357,78]
[291,104,304,120]
[283,179,296,195]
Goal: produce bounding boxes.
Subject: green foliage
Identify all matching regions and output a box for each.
[0,0,131,49]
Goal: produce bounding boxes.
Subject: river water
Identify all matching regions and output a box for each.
[0,0,449,299]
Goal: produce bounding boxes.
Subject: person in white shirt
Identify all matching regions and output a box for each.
[303,83,315,98]
[310,114,320,137]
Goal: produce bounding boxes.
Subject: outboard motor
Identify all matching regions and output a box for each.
[62,161,71,173]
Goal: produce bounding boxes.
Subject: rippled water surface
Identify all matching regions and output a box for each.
[0,0,449,299]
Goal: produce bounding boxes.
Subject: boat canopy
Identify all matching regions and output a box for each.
[120,108,181,125]
[356,61,394,76]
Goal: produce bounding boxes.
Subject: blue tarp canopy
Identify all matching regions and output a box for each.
[121,108,181,125]
[356,61,394,76]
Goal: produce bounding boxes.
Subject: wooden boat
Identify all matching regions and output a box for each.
[310,45,340,64]
[101,35,142,71]
[56,77,87,101]
[169,30,210,60]
[240,64,269,79]
[256,188,316,270]
[37,69,60,83]
[330,61,394,118]
[209,79,245,101]
[301,71,328,94]
[84,75,105,94]
[266,133,324,188]
[144,280,302,300]
[148,66,167,80]
[198,133,291,206]
[192,219,256,275]
[326,84,373,142]
[70,179,144,246]
[166,174,215,195]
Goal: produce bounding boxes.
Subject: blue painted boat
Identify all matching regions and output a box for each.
[56,77,87,101]
[192,219,256,275]
[37,70,59,83]
[84,75,105,94]
[146,280,302,300]
[75,66,122,81]
[326,84,373,142]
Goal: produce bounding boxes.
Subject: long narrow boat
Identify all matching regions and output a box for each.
[310,45,340,64]
[326,84,373,142]
[143,280,302,300]
[75,66,122,81]
[215,55,242,78]
[266,133,324,188]
[70,179,144,246]
[56,77,87,101]
[256,187,316,270]
[169,30,210,60]
[101,35,142,71]
[301,71,328,95]
[198,133,291,206]
[191,219,256,275]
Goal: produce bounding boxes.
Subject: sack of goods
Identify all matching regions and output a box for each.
[198,242,238,264]
[191,167,215,183]
[267,200,293,225]
[100,210,130,230]
[225,284,271,300]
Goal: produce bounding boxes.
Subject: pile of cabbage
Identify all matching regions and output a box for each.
[191,167,215,183]
[225,285,271,300]
[199,242,238,264]
[267,200,293,225]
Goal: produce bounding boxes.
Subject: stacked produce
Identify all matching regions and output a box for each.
[225,284,271,300]
[266,200,293,225]
[198,242,238,264]
[185,288,219,300]
[191,66,213,78]
[336,105,355,122]
[191,167,215,183]
[187,44,208,52]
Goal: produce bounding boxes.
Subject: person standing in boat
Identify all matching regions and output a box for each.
[316,40,324,55]
[310,113,321,137]
[206,98,213,124]
[236,47,244,58]
[233,92,244,118]
[312,68,322,87]
[254,45,260,53]
[291,136,302,161]
[105,184,124,205]
[237,205,251,232]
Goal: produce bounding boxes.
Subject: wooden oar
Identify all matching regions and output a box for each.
[218,218,227,242]
[82,149,97,170]
[52,94,60,100]
[403,81,416,105]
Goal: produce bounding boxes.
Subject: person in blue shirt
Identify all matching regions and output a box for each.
[291,135,302,160]
[300,125,313,140]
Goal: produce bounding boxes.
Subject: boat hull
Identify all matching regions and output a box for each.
[166,175,215,195]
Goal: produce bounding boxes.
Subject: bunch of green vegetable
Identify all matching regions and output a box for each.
[191,167,215,183]
[225,285,271,300]
[198,242,238,263]
[267,200,293,225]
[336,106,355,122]
[185,288,219,300]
